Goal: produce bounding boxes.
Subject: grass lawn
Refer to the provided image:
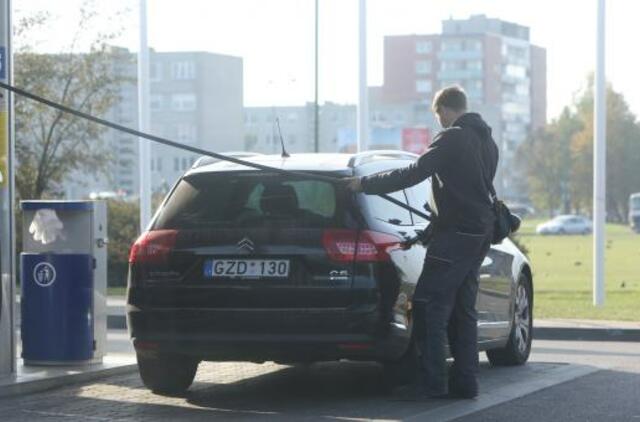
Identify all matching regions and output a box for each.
[515,219,640,321]
[107,287,127,296]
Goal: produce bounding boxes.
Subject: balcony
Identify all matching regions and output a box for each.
[438,49,483,60]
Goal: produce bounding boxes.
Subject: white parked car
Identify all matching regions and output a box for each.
[536,215,592,235]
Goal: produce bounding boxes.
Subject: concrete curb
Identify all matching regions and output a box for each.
[533,326,640,342]
[0,363,138,399]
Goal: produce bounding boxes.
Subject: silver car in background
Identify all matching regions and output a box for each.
[536,215,592,235]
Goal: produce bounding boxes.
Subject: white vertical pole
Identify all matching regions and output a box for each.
[593,0,606,306]
[357,0,369,152]
[314,0,319,153]
[0,0,15,377]
[138,0,151,232]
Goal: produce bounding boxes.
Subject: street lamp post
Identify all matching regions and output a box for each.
[314,0,319,153]
[593,0,606,306]
[138,0,151,232]
[357,0,369,152]
[0,0,15,377]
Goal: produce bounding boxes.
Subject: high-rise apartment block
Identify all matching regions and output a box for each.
[64,49,244,199]
[380,15,547,199]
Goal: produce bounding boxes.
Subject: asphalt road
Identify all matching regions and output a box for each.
[1,338,639,421]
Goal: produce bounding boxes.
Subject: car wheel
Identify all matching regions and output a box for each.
[137,352,199,395]
[486,273,533,366]
[557,228,565,235]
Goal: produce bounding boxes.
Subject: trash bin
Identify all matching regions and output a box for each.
[20,201,107,365]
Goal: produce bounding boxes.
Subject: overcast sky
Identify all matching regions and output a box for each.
[15,0,640,121]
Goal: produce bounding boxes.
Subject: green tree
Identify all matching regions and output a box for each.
[570,82,640,222]
[14,2,132,200]
[518,107,581,216]
[107,199,139,287]
[520,76,640,222]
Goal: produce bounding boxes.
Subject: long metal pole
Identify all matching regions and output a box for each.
[0,0,15,377]
[593,0,606,306]
[314,0,319,152]
[357,0,369,152]
[138,0,151,232]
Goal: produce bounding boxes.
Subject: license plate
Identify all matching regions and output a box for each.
[204,259,290,278]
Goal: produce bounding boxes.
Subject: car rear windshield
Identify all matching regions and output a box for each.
[154,172,350,229]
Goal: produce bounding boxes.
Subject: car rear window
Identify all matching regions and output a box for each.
[154,172,348,229]
[360,190,413,226]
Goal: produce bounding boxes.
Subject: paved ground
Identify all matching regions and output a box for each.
[2,338,639,421]
[455,340,640,422]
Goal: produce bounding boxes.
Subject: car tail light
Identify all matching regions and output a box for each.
[128,230,178,265]
[322,229,401,262]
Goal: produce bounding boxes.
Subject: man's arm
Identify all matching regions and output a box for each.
[347,135,453,195]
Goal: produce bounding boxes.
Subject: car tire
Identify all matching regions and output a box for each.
[486,273,533,366]
[137,352,199,395]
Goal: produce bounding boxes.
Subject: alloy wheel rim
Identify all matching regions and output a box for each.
[513,283,530,354]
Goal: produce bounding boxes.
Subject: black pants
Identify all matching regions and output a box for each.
[412,228,491,396]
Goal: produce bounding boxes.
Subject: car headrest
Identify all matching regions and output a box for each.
[260,184,299,216]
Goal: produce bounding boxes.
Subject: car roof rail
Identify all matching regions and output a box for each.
[191,152,264,169]
[348,150,419,167]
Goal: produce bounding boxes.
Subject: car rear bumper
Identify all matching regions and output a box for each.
[127,306,409,362]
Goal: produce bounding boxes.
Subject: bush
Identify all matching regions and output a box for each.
[107,199,139,287]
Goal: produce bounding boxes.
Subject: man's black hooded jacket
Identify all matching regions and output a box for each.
[361,112,499,233]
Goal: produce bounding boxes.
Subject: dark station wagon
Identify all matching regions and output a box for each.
[127,151,533,394]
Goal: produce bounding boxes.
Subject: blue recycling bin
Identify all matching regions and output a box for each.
[21,254,94,364]
[20,200,108,366]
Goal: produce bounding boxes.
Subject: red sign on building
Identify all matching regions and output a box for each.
[402,128,431,155]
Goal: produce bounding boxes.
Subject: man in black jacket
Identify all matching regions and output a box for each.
[345,86,498,399]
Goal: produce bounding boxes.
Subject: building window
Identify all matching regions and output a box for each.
[174,157,179,171]
[150,94,163,111]
[176,123,197,144]
[171,94,197,111]
[171,61,196,80]
[441,60,464,71]
[416,60,431,75]
[416,40,432,54]
[150,62,163,82]
[157,157,163,172]
[466,40,482,51]
[505,64,526,78]
[182,157,188,170]
[466,60,482,71]
[416,80,432,94]
[442,39,463,51]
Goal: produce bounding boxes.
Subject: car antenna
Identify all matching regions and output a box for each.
[275,117,290,158]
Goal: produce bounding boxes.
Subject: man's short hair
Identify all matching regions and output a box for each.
[432,86,467,112]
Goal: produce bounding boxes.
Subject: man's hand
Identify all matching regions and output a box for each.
[342,176,363,192]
